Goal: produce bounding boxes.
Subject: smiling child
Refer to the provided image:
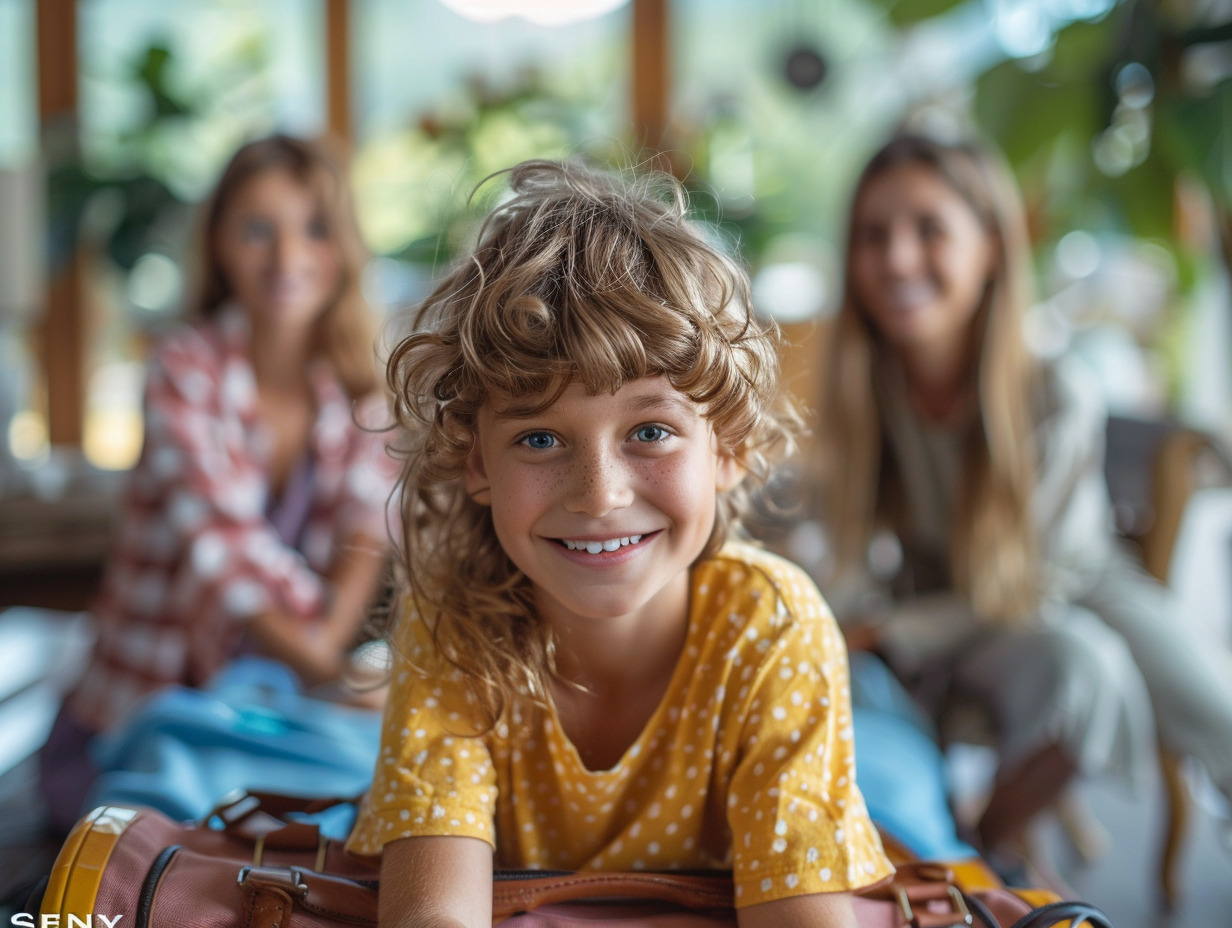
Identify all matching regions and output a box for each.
[346,159,893,928]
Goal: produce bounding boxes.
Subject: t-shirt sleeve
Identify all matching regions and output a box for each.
[720,565,894,906]
[346,606,498,859]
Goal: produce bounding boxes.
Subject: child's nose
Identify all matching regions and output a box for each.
[563,447,634,517]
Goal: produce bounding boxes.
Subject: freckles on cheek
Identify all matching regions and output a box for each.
[496,471,553,510]
[630,459,661,486]
[638,455,698,497]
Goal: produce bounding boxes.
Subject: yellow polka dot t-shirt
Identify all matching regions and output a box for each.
[347,543,893,906]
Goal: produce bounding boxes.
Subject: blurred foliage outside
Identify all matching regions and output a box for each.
[351,69,629,268]
[961,0,1232,405]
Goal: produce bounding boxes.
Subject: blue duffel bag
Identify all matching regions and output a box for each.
[86,657,382,836]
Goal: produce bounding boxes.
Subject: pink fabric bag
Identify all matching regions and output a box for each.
[40,793,1106,928]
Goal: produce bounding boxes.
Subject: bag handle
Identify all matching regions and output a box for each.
[237,863,1107,928]
[491,871,735,921]
[238,867,737,928]
[211,789,360,822]
[208,790,361,852]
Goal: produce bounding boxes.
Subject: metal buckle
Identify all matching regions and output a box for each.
[893,885,973,928]
[237,865,310,899]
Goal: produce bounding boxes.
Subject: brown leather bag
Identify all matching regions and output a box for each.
[38,793,1094,928]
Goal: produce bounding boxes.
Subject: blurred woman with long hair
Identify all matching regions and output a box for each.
[40,134,396,834]
[817,130,1232,868]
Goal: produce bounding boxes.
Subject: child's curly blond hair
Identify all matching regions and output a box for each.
[388,159,802,727]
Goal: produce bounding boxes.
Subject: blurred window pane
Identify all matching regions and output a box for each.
[79,0,325,199]
[0,0,36,167]
[352,0,629,275]
[672,0,897,258]
[356,0,627,140]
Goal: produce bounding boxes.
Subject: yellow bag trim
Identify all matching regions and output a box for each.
[42,806,141,920]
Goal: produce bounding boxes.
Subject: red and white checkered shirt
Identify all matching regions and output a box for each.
[69,307,397,731]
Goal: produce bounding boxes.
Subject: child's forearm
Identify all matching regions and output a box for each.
[379,885,490,928]
[379,836,493,928]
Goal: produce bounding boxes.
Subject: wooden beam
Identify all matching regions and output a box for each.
[631,0,670,154]
[326,0,352,143]
[36,0,85,448]
[37,0,76,115]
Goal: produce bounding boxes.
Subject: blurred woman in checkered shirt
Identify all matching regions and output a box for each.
[39,134,397,834]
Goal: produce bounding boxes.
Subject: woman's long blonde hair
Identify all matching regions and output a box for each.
[822,133,1040,624]
[389,159,801,728]
[194,133,379,400]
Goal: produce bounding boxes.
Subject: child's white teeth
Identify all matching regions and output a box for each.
[564,534,643,553]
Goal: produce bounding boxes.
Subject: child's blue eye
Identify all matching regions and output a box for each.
[520,432,556,450]
[633,425,668,443]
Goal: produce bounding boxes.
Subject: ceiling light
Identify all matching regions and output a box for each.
[437,0,630,27]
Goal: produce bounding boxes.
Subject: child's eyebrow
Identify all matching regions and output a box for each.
[489,391,699,421]
[626,393,698,417]
[489,399,555,420]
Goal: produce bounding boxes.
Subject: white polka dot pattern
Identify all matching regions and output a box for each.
[347,543,893,906]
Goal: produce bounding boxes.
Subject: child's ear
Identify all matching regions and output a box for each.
[464,440,493,506]
[715,451,745,492]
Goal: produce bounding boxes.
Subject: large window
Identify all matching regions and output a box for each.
[6,0,1226,477]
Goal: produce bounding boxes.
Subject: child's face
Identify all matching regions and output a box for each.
[465,376,743,632]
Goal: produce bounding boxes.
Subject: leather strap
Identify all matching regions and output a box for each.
[240,867,378,925]
[232,856,1055,928]
[492,871,734,921]
[210,791,357,852]
[244,883,296,928]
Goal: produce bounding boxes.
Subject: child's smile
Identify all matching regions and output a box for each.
[558,532,647,558]
[560,533,643,553]
[464,376,743,635]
